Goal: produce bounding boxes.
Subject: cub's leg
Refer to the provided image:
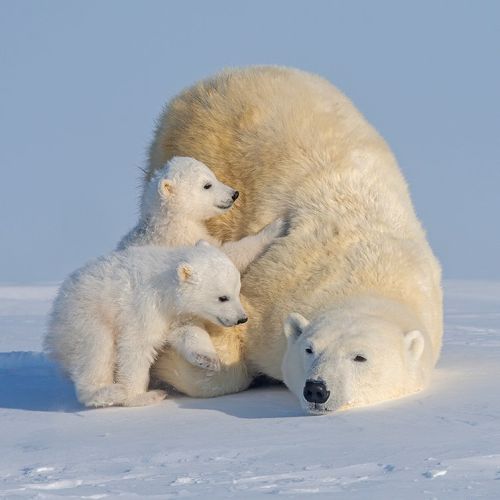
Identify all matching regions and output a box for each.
[222,218,284,272]
[115,321,166,407]
[68,320,127,408]
[168,323,220,371]
[82,384,128,408]
[153,323,252,398]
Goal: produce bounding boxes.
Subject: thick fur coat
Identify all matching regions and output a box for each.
[147,66,443,411]
[45,243,246,407]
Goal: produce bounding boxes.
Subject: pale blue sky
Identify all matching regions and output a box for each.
[1,0,499,283]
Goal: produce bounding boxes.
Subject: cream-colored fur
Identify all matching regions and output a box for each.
[282,297,434,414]
[148,66,443,409]
[117,155,282,371]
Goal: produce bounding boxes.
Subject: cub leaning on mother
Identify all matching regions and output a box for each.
[148,66,443,415]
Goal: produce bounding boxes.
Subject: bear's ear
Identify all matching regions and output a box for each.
[177,262,195,283]
[284,312,310,341]
[158,178,173,198]
[404,330,425,361]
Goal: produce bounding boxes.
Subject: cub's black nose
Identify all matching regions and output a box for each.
[232,190,239,201]
[237,316,248,325]
[303,380,330,404]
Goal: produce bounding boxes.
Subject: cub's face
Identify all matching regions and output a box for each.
[176,242,248,327]
[158,156,238,220]
[282,312,427,415]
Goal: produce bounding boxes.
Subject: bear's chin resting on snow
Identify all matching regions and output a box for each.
[147,65,443,413]
[282,296,434,415]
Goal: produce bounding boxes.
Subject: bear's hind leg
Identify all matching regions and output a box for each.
[71,320,122,407]
[81,384,128,408]
[114,322,166,406]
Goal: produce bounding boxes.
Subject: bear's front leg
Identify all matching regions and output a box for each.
[168,322,221,371]
[115,326,166,407]
[221,218,285,272]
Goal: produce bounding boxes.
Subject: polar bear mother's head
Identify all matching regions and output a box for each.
[281,298,434,415]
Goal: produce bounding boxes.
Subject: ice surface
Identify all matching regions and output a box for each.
[0,282,499,498]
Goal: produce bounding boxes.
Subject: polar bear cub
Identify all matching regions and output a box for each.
[118,156,282,271]
[117,156,282,370]
[45,242,247,407]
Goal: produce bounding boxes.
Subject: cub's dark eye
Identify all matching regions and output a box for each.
[353,355,367,362]
[218,296,229,302]
[305,347,313,354]
[204,183,212,190]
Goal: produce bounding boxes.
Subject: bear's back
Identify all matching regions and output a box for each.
[147,66,442,370]
[147,67,409,237]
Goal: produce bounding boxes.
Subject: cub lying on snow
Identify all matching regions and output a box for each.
[118,156,283,370]
[45,242,247,407]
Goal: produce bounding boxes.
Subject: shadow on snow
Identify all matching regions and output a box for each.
[0,351,306,417]
[0,351,80,412]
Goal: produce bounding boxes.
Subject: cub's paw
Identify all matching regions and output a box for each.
[124,390,167,407]
[263,217,287,239]
[184,349,221,372]
[84,384,128,408]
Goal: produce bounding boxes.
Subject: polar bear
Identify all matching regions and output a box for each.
[117,155,282,370]
[117,155,240,251]
[44,242,247,408]
[118,155,282,273]
[145,66,443,413]
[282,299,434,414]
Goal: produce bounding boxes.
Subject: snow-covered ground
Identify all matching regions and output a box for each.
[0,282,499,499]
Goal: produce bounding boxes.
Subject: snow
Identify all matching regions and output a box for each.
[1,282,499,498]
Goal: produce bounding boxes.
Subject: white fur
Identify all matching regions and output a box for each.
[141,67,443,410]
[117,156,282,370]
[282,296,434,415]
[44,242,246,407]
[118,156,238,250]
[118,156,282,270]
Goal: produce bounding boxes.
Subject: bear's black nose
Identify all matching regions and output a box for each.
[303,380,330,404]
[232,190,239,201]
[237,316,248,325]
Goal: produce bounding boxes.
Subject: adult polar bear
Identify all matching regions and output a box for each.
[147,66,443,414]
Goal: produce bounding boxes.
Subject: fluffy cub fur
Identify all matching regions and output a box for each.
[118,156,282,370]
[45,242,246,407]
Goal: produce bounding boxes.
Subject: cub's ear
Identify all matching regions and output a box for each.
[177,262,195,283]
[195,239,211,248]
[284,312,310,341]
[404,330,425,361]
[158,178,173,198]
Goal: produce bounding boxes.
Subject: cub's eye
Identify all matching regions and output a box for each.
[353,355,367,362]
[204,183,212,190]
[305,347,314,354]
[218,296,229,302]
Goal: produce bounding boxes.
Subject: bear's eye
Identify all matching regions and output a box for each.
[218,296,229,302]
[353,355,367,362]
[305,347,314,354]
[204,183,212,190]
